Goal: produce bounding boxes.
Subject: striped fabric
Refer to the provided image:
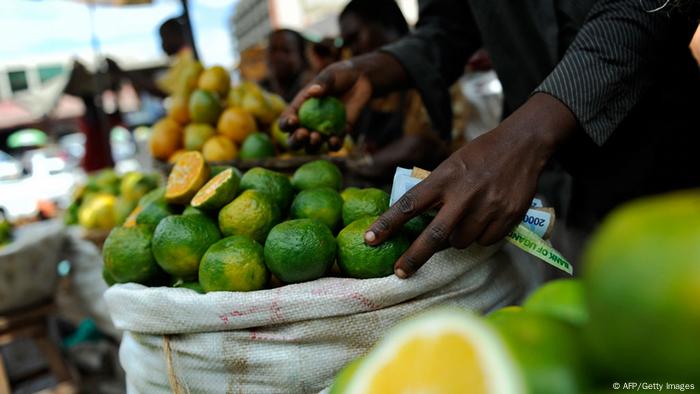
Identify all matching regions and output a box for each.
[534,0,674,145]
[383,0,691,146]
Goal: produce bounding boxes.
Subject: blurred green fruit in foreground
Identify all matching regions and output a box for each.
[523,279,587,327]
[583,190,700,382]
[489,309,589,394]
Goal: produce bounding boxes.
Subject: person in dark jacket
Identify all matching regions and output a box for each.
[281,0,700,277]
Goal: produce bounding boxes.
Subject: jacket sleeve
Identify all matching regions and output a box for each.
[381,0,482,138]
[534,0,677,145]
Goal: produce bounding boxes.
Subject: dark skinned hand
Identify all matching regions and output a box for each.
[279,60,371,151]
[364,93,577,279]
[279,53,408,151]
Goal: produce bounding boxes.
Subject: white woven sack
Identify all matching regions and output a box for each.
[105,244,526,394]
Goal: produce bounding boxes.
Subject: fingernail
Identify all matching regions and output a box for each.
[395,268,407,279]
[364,231,376,243]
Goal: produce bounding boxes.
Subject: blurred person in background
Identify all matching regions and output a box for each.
[282,0,700,277]
[71,16,196,171]
[109,16,196,98]
[308,38,342,75]
[339,0,448,182]
[261,29,312,103]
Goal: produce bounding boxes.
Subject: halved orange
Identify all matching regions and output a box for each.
[338,309,524,394]
[165,151,210,205]
[191,168,240,210]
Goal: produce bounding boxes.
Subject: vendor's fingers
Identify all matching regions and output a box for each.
[300,132,323,154]
[309,131,323,147]
[341,76,372,130]
[365,183,439,246]
[280,114,299,131]
[449,213,490,249]
[307,83,326,97]
[289,128,310,149]
[394,206,462,279]
[328,136,343,151]
[476,217,517,246]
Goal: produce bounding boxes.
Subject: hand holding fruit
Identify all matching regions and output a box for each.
[280,60,372,151]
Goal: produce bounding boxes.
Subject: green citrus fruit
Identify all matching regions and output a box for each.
[239,167,294,211]
[210,165,238,179]
[191,168,240,210]
[341,188,389,227]
[199,235,269,292]
[102,266,117,286]
[270,117,289,148]
[103,225,159,284]
[290,187,343,230]
[114,197,137,226]
[189,89,222,124]
[78,193,117,230]
[239,132,275,160]
[198,65,230,97]
[583,190,700,381]
[292,160,342,191]
[120,172,159,202]
[329,358,363,394]
[336,216,409,279]
[218,189,280,243]
[487,306,524,320]
[523,279,587,327]
[340,187,361,202]
[137,187,166,207]
[264,219,336,283]
[298,97,346,136]
[182,205,208,216]
[184,123,216,151]
[402,214,432,239]
[488,310,590,394]
[88,168,120,194]
[135,200,175,228]
[152,214,221,279]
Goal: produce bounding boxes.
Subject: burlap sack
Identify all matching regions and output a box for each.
[106,245,526,393]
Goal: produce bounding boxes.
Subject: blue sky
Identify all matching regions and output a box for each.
[0,0,238,68]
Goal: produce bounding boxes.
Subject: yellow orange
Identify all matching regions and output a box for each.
[202,135,238,162]
[167,94,190,124]
[217,107,256,143]
[198,66,231,97]
[150,118,182,160]
[165,151,210,204]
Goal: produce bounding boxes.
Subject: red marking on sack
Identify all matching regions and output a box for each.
[349,292,379,309]
[219,314,230,325]
[269,288,284,322]
[228,306,262,318]
[270,301,283,322]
